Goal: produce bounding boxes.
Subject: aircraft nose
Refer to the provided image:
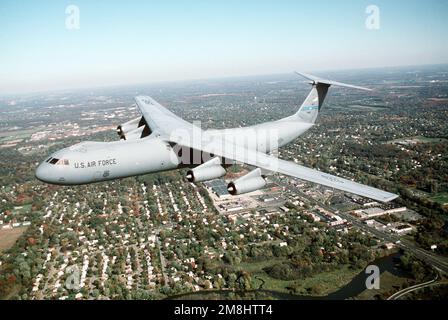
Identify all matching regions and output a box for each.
[35,163,50,183]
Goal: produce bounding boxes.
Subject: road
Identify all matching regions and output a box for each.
[155,233,169,286]
[387,274,440,300]
[271,176,448,274]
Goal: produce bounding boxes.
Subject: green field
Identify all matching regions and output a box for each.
[239,260,361,296]
[431,193,448,205]
[414,136,448,143]
[0,129,36,142]
[388,136,448,145]
[355,271,411,300]
[348,104,388,110]
[13,204,32,214]
[0,226,28,252]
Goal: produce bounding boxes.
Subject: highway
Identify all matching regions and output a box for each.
[270,176,448,274]
[387,274,440,300]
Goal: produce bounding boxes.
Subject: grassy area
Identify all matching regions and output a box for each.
[345,105,388,111]
[431,193,448,205]
[239,260,361,296]
[239,259,286,273]
[355,271,411,300]
[0,128,36,140]
[414,136,447,144]
[387,136,448,145]
[0,226,28,252]
[13,204,32,214]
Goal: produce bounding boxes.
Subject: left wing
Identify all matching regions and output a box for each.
[167,132,398,203]
[134,96,195,135]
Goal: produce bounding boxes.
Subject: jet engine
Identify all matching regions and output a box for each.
[124,126,145,140]
[117,116,151,140]
[186,157,226,182]
[227,168,266,195]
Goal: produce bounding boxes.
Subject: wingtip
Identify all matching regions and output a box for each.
[294,71,315,80]
[294,71,374,92]
[379,193,399,203]
[356,86,374,92]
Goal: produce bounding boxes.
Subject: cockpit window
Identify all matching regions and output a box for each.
[46,157,52,163]
[48,158,70,165]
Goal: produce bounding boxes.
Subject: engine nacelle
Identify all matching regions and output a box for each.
[117,117,141,137]
[186,157,226,182]
[123,126,145,140]
[117,116,151,140]
[227,168,266,195]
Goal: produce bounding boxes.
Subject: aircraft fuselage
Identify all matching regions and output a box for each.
[35,138,180,185]
[35,119,312,185]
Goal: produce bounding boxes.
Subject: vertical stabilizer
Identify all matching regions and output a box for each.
[294,83,330,123]
[293,71,372,124]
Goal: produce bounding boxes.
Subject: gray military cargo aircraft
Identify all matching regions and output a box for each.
[35,72,398,203]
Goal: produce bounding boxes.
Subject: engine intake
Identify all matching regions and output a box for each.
[186,157,226,182]
[227,168,266,195]
[117,116,151,140]
[124,126,145,140]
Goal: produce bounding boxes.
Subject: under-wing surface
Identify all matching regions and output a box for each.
[36,72,398,203]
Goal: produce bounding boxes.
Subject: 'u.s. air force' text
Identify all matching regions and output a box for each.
[74,158,117,169]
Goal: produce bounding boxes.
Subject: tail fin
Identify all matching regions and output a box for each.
[293,71,372,123]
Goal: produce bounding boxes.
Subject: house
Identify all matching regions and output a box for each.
[356,207,386,219]
[279,206,290,213]
[382,243,395,250]
[227,214,238,224]
[391,224,413,234]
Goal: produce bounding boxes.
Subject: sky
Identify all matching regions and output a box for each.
[0,0,447,95]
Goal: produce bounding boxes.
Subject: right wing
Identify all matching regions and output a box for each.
[294,71,373,91]
[256,153,398,202]
[134,96,398,202]
[167,132,399,203]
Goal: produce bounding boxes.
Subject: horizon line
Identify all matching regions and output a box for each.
[1,62,447,98]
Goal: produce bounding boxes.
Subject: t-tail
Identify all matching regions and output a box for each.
[293,71,373,123]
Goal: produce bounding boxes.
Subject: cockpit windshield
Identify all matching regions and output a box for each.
[47,158,69,166]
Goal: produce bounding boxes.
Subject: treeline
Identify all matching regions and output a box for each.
[224,224,377,283]
[399,252,437,282]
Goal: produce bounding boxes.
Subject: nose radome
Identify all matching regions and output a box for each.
[35,163,49,183]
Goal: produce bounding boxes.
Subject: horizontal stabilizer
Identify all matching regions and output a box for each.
[295,71,373,91]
